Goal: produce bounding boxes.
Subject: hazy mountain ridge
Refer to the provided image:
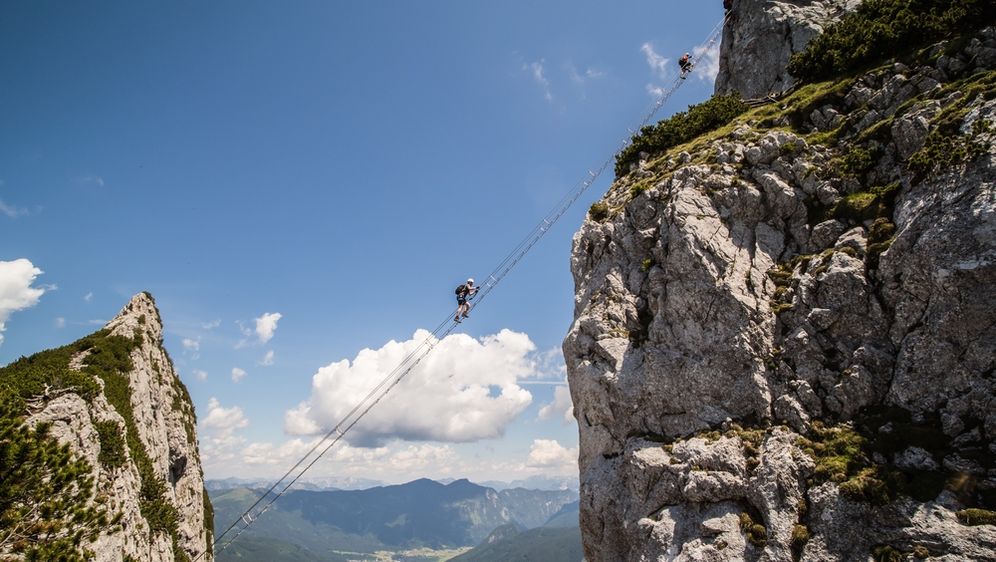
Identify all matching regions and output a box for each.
[211,478,577,560]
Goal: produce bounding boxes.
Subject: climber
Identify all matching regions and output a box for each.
[454,278,478,323]
[678,53,694,78]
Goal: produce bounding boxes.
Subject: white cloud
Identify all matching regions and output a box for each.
[641,42,671,79]
[199,398,250,468]
[202,397,249,435]
[526,439,578,471]
[0,259,48,345]
[254,312,282,344]
[259,350,275,366]
[538,384,575,424]
[692,40,722,83]
[182,337,201,360]
[567,63,604,85]
[523,60,553,102]
[284,329,541,445]
[0,198,28,218]
[194,369,208,381]
[54,317,66,329]
[202,319,221,330]
[84,291,93,302]
[231,367,247,383]
[79,175,104,188]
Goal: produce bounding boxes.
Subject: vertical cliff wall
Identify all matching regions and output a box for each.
[565,4,996,559]
[0,293,212,561]
[715,0,859,98]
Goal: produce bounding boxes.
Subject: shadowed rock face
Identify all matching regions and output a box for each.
[25,293,212,562]
[715,0,860,98]
[565,20,996,562]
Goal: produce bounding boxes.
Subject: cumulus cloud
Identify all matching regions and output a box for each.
[0,259,48,345]
[255,312,282,344]
[202,397,249,434]
[538,384,575,424]
[202,319,221,330]
[55,317,66,329]
[182,337,200,359]
[523,60,553,102]
[231,367,247,383]
[84,291,93,302]
[194,369,208,381]
[284,329,541,445]
[259,350,275,366]
[199,398,250,467]
[526,439,578,470]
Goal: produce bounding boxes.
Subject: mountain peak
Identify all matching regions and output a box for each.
[105,291,163,343]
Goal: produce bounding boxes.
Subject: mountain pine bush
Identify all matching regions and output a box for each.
[787,0,996,82]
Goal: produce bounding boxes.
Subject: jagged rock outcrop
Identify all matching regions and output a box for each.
[566,17,996,562]
[715,0,859,98]
[8,293,212,561]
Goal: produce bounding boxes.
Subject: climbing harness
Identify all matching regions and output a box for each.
[197,5,737,560]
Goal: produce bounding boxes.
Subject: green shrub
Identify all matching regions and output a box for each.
[0,392,111,560]
[95,420,127,469]
[615,94,748,178]
[788,0,996,83]
[589,201,610,222]
[872,545,905,562]
[0,343,100,401]
[908,114,993,179]
[956,508,996,526]
[738,512,768,547]
[791,524,810,560]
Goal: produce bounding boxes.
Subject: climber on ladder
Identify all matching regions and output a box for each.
[679,52,694,79]
[454,278,478,323]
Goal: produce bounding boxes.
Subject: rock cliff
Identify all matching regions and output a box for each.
[566,3,996,560]
[715,0,859,98]
[0,293,212,561]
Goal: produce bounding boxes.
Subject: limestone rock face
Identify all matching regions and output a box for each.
[566,28,996,562]
[25,293,211,561]
[715,0,860,98]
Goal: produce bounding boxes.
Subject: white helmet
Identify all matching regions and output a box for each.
[467,278,475,284]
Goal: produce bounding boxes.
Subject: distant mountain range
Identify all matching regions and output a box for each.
[207,475,578,492]
[450,502,581,562]
[211,478,577,561]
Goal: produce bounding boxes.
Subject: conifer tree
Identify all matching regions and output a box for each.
[0,392,114,561]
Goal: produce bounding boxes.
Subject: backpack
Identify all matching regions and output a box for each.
[455,284,467,295]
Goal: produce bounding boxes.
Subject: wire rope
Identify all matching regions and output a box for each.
[198,7,735,559]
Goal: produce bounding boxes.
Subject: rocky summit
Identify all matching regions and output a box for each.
[565,1,996,560]
[0,293,212,561]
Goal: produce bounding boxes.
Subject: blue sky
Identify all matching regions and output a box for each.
[1,0,724,485]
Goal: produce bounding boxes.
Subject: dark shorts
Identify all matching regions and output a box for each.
[457,296,467,305]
